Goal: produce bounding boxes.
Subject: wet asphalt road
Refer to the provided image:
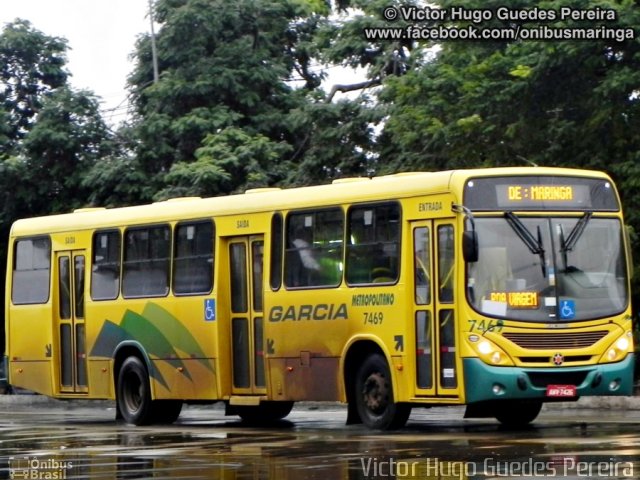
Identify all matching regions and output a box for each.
[1,399,640,479]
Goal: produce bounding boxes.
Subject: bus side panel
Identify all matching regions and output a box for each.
[8,361,54,396]
[7,304,55,396]
[86,359,113,398]
[86,297,219,401]
[150,358,218,400]
[268,357,340,401]
[265,289,350,402]
[265,288,411,403]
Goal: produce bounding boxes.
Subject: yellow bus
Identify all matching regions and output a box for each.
[4,167,634,429]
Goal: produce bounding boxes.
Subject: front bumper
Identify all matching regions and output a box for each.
[463,354,635,404]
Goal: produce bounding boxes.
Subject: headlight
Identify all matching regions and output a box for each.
[478,340,492,355]
[616,336,630,351]
[601,331,633,364]
[468,336,513,366]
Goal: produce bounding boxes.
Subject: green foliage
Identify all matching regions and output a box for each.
[129,0,315,179]
[1,20,117,218]
[81,155,153,208]
[316,0,430,78]
[156,127,292,198]
[286,96,383,183]
[379,0,640,170]
[20,87,113,213]
[0,20,68,153]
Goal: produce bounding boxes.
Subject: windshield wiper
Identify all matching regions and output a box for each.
[561,212,592,253]
[504,212,547,277]
[559,211,592,272]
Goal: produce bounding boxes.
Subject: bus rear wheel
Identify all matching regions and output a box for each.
[495,400,542,427]
[117,356,153,425]
[153,400,183,424]
[355,354,411,430]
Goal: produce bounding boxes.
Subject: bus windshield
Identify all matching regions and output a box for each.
[467,215,628,322]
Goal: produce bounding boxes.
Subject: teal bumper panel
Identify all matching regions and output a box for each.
[463,354,635,404]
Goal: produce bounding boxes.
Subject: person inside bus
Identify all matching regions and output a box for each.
[286,226,321,286]
[370,243,397,283]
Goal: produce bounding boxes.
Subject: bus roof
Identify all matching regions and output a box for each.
[10,167,613,236]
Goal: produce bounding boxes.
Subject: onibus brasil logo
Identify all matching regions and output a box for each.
[9,456,73,479]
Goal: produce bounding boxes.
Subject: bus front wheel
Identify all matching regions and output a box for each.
[355,354,411,430]
[117,356,155,426]
[495,400,542,427]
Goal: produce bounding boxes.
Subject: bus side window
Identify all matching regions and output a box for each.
[173,220,214,295]
[91,230,121,301]
[346,203,401,285]
[270,213,283,290]
[12,237,52,305]
[123,225,171,298]
[284,209,343,288]
[285,214,315,287]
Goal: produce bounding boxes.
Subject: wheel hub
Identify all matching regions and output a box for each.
[123,373,143,413]
[362,372,389,414]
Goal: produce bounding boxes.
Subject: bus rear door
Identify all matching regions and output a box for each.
[227,236,267,397]
[55,250,88,394]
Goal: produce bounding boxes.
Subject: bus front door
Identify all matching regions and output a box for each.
[228,236,267,396]
[412,221,460,399]
[55,250,88,394]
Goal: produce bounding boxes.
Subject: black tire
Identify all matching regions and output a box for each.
[153,400,183,424]
[236,401,294,423]
[117,356,154,426]
[354,353,411,430]
[495,400,542,427]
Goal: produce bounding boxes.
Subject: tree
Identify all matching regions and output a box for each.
[316,0,430,99]
[0,20,68,154]
[285,95,383,184]
[286,0,434,181]
[156,126,292,198]
[21,87,115,214]
[378,0,640,171]
[128,0,329,190]
[1,20,116,217]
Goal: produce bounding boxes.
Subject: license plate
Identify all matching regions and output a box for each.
[546,385,577,397]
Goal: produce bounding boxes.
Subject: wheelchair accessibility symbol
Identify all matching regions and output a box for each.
[204,299,216,321]
[559,300,575,320]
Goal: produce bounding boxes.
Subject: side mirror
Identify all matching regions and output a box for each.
[463,230,478,263]
[453,204,479,263]
[625,224,634,279]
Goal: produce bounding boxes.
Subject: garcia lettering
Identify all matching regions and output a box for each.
[269,303,348,322]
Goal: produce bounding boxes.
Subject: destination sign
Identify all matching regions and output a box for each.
[506,185,574,202]
[498,184,586,207]
[490,291,539,309]
[464,176,619,211]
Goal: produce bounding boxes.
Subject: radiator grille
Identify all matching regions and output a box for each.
[502,331,608,350]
